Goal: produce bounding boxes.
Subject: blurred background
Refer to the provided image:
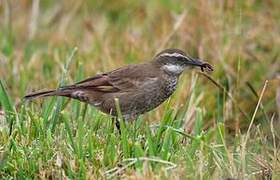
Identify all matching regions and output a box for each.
[0,0,279,133]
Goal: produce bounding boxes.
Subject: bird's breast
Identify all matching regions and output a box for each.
[161,75,178,98]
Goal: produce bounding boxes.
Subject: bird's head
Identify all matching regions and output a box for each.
[153,48,213,75]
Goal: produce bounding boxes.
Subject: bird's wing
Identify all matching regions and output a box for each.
[108,64,159,91]
[108,64,152,90]
[64,64,158,92]
[70,73,118,92]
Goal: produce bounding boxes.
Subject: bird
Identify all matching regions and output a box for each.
[24,48,213,131]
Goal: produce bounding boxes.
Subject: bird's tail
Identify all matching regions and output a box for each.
[24,85,78,101]
[23,89,59,100]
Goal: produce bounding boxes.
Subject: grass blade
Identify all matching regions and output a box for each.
[0,80,16,135]
[50,47,78,132]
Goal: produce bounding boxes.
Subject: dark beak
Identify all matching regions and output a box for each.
[186,57,214,72]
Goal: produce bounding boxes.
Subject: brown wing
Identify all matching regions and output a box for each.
[72,73,119,92]
[108,64,155,90]
[65,63,158,92]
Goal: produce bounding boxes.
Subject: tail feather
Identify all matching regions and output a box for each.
[23,89,58,100]
[24,85,81,101]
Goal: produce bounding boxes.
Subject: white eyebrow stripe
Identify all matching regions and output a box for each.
[159,52,190,60]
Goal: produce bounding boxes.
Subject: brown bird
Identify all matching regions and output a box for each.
[24,48,213,130]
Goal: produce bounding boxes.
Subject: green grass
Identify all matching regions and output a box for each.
[0,0,280,179]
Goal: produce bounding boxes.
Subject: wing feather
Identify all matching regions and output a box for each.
[60,64,158,93]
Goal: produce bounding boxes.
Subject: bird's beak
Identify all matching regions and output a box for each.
[186,57,213,72]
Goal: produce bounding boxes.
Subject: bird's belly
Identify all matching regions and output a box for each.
[99,77,177,119]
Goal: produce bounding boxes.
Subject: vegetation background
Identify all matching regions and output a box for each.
[0,0,279,179]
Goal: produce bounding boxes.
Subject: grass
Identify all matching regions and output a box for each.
[0,0,280,179]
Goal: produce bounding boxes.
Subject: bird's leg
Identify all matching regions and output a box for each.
[114,115,131,135]
[114,116,121,135]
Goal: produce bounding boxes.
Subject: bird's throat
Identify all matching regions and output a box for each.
[161,64,184,75]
